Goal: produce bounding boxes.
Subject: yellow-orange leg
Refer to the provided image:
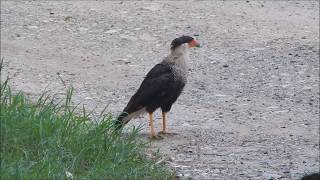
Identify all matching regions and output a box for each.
[161,112,167,133]
[148,113,156,138]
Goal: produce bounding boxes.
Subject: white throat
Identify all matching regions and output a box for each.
[169,44,188,68]
[170,44,188,57]
[163,43,189,82]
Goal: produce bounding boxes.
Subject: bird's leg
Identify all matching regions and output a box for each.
[159,111,177,135]
[161,112,167,133]
[148,112,156,138]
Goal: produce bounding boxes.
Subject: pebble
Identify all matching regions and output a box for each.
[262,172,282,179]
[142,4,161,12]
[78,27,88,33]
[28,26,38,29]
[105,29,119,34]
[139,33,157,41]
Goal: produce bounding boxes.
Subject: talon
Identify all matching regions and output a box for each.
[149,134,163,140]
[159,130,167,134]
[159,131,178,136]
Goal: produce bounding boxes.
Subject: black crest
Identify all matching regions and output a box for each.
[170,36,194,50]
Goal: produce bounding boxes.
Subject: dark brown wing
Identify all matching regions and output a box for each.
[123,63,174,113]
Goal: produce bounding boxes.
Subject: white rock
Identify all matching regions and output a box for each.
[267,106,279,109]
[139,33,157,41]
[142,4,162,11]
[105,29,119,34]
[28,26,39,29]
[65,171,74,179]
[120,34,138,41]
[262,172,282,179]
[215,94,228,97]
[78,27,88,33]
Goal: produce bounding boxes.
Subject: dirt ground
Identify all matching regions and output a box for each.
[1,1,319,179]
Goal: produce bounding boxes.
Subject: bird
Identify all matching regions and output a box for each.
[301,173,320,180]
[115,35,200,138]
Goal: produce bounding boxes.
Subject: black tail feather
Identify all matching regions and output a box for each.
[301,173,320,180]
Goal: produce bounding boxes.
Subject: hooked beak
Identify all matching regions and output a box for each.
[188,39,201,48]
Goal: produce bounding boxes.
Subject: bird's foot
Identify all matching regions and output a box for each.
[149,134,164,140]
[158,130,167,134]
[158,131,178,135]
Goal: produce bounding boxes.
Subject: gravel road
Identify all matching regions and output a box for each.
[1,1,319,179]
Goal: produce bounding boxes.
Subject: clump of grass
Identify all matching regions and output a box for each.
[0,80,171,179]
[63,16,73,22]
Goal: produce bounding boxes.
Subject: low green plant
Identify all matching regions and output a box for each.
[0,80,171,179]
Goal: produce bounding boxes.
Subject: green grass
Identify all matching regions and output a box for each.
[0,79,171,179]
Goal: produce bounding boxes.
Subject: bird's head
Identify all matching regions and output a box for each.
[170,36,201,51]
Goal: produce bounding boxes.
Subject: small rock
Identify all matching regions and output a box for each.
[139,33,157,41]
[301,36,307,39]
[142,4,161,12]
[28,26,39,29]
[105,29,119,34]
[262,172,282,179]
[120,34,138,41]
[223,64,229,68]
[78,27,88,33]
[65,171,73,179]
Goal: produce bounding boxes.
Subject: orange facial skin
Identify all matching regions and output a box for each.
[188,39,201,48]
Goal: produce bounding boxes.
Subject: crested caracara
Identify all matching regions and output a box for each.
[116,36,200,138]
